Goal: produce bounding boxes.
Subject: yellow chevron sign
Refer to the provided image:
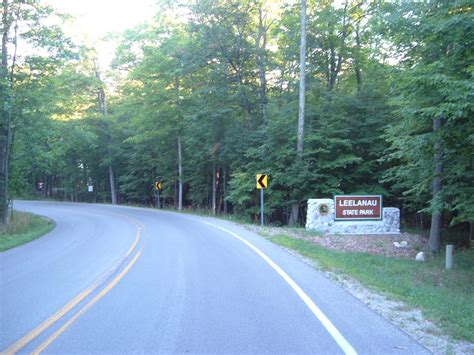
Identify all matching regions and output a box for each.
[256,174,268,189]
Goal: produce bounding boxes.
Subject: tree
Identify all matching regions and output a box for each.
[93,58,117,204]
[10,56,100,202]
[288,0,307,226]
[8,0,470,239]
[380,0,474,252]
[1,0,13,225]
[1,0,77,225]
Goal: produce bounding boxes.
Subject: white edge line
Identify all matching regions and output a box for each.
[202,221,358,355]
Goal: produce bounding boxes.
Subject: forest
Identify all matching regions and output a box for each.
[1,0,473,251]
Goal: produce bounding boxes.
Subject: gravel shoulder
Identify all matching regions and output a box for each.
[245,225,474,355]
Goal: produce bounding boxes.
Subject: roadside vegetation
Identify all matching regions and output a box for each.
[0,211,54,252]
[1,1,472,253]
[270,234,474,342]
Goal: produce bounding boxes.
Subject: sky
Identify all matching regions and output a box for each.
[45,0,158,69]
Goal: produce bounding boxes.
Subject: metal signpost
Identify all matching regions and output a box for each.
[256,174,268,226]
[155,181,162,209]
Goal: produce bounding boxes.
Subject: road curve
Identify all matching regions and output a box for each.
[1,201,429,354]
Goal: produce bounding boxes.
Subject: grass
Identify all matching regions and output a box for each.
[151,205,259,226]
[0,211,54,252]
[270,235,474,342]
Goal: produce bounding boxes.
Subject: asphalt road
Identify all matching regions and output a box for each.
[0,201,430,354]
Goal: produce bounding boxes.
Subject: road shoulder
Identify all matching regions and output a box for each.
[245,224,473,355]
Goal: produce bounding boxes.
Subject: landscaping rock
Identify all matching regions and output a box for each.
[415,252,425,262]
[249,225,428,259]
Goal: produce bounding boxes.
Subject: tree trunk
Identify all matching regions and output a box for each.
[109,165,117,205]
[177,136,183,211]
[296,0,306,157]
[289,0,307,226]
[0,0,11,226]
[237,73,254,130]
[174,180,178,209]
[328,1,349,93]
[470,222,474,243]
[354,24,362,94]
[217,168,223,215]
[429,212,442,253]
[429,117,443,253]
[223,165,228,214]
[288,203,300,227]
[255,6,268,125]
[94,59,117,205]
[212,160,216,215]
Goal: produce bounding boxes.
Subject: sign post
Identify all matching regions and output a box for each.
[155,181,162,209]
[256,174,268,226]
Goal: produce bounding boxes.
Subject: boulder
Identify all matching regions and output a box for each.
[415,252,425,262]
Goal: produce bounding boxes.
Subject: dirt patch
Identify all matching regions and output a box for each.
[245,225,474,354]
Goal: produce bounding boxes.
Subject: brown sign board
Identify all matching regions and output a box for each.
[334,195,382,220]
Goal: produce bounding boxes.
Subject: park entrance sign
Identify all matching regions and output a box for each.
[335,195,382,220]
[306,195,399,235]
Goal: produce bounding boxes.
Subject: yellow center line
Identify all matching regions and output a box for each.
[32,249,143,355]
[2,214,143,355]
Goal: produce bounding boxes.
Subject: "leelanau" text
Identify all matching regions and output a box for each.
[338,199,378,207]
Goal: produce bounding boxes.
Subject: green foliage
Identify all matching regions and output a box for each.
[8,0,473,234]
[380,0,474,226]
[226,172,256,216]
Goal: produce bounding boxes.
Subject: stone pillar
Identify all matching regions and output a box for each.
[305,199,335,233]
[382,208,400,233]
